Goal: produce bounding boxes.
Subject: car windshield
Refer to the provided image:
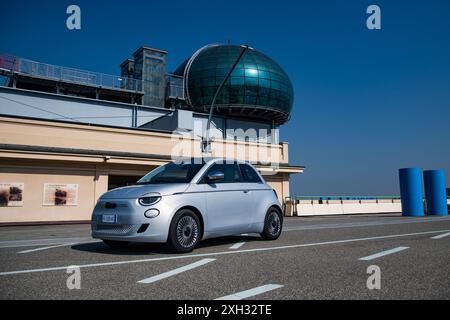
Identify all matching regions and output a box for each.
[136,162,204,184]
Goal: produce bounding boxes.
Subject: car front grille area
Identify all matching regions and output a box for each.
[94,201,129,211]
[93,223,138,236]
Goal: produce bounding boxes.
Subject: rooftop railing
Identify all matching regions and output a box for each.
[0,54,144,92]
[0,54,186,102]
[166,74,185,99]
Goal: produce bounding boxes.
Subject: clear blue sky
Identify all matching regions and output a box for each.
[1,0,449,196]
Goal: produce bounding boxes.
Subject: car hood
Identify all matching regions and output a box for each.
[100,183,190,199]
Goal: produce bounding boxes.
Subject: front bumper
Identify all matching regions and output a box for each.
[91,198,172,243]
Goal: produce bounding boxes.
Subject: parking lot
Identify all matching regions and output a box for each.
[0,213,449,300]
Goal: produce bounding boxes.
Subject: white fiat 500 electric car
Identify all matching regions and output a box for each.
[91,158,283,253]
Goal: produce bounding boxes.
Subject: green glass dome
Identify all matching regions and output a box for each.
[175,44,294,124]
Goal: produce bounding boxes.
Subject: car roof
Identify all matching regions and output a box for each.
[171,157,250,166]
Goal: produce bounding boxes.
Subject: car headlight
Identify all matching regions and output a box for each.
[138,196,161,206]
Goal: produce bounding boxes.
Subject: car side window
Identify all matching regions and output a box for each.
[239,164,262,183]
[204,164,242,184]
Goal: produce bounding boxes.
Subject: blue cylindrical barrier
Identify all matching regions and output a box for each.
[399,168,424,217]
[424,170,448,216]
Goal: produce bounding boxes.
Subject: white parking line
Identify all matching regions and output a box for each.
[0,237,93,249]
[358,246,409,261]
[18,243,76,254]
[0,229,448,277]
[431,232,450,239]
[2,216,447,249]
[138,258,215,284]
[229,242,245,250]
[215,284,283,300]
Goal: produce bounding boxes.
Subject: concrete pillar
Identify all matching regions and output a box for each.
[281,142,289,163]
[93,168,108,205]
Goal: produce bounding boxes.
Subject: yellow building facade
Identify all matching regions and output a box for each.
[0,116,303,224]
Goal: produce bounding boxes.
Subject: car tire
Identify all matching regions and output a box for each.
[167,209,202,253]
[103,240,129,249]
[260,207,283,240]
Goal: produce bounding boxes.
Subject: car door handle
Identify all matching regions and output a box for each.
[243,190,250,194]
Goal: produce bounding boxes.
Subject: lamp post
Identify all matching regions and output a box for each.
[201,45,251,153]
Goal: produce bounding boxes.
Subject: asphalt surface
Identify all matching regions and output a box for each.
[0,213,449,300]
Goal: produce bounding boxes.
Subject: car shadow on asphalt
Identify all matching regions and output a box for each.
[71,235,262,256]
[198,235,262,250]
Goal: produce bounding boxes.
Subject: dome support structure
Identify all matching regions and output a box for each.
[202,45,251,154]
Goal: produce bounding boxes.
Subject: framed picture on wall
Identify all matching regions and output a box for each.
[0,183,24,207]
[43,184,78,206]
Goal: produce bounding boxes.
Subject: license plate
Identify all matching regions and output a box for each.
[102,214,117,224]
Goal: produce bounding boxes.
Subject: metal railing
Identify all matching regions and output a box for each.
[0,54,186,102]
[166,74,185,99]
[0,54,143,92]
[287,195,401,201]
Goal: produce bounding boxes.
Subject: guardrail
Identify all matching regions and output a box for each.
[284,195,450,217]
[166,74,185,99]
[0,54,144,92]
[284,196,403,217]
[0,54,186,101]
[287,195,401,201]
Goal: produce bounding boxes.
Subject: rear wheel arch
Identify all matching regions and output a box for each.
[269,205,283,221]
[260,205,283,240]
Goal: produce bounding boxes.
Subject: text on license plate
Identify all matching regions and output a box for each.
[102,214,117,223]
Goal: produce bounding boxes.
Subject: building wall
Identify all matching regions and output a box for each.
[265,174,290,203]
[0,159,156,224]
[0,86,168,127]
[0,116,288,164]
[1,87,281,144]
[0,116,300,224]
[0,160,98,223]
[0,159,290,224]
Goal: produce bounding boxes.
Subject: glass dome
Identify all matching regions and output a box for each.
[175,44,294,124]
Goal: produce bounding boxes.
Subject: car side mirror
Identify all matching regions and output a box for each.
[206,171,224,183]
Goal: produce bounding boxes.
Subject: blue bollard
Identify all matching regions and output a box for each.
[399,168,424,217]
[423,170,448,216]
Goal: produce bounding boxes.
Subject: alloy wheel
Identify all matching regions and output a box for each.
[267,211,281,236]
[176,215,199,248]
